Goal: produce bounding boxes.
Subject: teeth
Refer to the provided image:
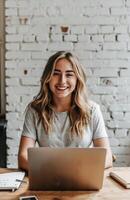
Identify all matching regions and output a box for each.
[56,86,68,90]
[57,87,66,90]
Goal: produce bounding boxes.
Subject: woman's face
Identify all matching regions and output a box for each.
[49,58,77,100]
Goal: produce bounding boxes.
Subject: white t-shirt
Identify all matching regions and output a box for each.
[22,101,108,147]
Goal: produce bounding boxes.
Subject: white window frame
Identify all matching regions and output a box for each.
[0,0,5,116]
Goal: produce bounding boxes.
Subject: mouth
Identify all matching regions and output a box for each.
[55,86,69,91]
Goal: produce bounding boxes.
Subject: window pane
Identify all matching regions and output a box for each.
[0,0,5,116]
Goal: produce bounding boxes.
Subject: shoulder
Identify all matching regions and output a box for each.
[25,104,35,114]
[24,104,38,119]
[88,100,100,114]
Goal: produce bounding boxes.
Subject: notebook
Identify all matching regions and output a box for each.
[0,171,25,191]
[110,169,130,189]
[28,147,106,191]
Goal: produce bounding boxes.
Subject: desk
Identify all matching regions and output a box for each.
[0,168,130,200]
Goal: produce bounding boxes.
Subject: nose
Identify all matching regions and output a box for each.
[59,74,66,84]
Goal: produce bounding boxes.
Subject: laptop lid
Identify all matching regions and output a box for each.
[28,147,106,191]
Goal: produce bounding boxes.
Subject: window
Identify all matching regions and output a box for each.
[0,0,5,117]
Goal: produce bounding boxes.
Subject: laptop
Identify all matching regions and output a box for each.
[28,147,106,191]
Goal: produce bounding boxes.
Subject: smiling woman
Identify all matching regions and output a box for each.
[18,51,112,171]
[48,58,77,109]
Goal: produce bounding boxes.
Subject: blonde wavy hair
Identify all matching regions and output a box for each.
[30,51,91,137]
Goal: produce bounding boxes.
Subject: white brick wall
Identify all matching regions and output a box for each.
[5,0,130,168]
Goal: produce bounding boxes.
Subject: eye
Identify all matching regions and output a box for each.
[66,73,74,77]
[53,72,60,76]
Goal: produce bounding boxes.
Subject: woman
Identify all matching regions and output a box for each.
[18,51,112,171]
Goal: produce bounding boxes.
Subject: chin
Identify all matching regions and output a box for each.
[55,94,69,98]
[54,92,71,98]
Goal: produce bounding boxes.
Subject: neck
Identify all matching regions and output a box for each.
[52,96,72,112]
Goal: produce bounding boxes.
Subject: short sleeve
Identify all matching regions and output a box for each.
[22,106,37,140]
[92,104,108,139]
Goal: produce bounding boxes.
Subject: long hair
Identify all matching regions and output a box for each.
[30,51,91,137]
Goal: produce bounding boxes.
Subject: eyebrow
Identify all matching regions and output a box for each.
[54,69,75,73]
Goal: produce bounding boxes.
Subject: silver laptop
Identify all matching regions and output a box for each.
[28,147,106,191]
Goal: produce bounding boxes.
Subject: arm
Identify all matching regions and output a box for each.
[93,137,113,169]
[18,106,37,171]
[18,136,35,172]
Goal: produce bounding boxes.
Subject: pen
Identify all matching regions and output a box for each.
[15,179,27,183]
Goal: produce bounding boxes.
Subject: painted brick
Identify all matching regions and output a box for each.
[6,34,23,42]
[5,51,31,59]
[6,16,20,25]
[124,112,130,120]
[5,0,130,168]
[85,16,119,25]
[91,35,104,42]
[100,78,127,86]
[17,60,45,68]
[87,77,100,85]
[21,95,34,106]
[47,42,73,51]
[114,25,127,33]
[60,6,84,17]
[99,25,113,34]
[126,0,130,6]
[6,43,19,50]
[21,43,44,51]
[104,34,116,42]
[46,6,60,17]
[101,95,115,105]
[6,26,17,34]
[103,42,126,51]
[31,52,47,59]
[98,0,124,7]
[109,104,130,112]
[83,8,110,16]
[117,34,130,42]
[112,112,124,120]
[78,35,90,42]
[6,78,20,86]
[119,138,130,146]
[73,0,123,7]
[75,43,102,51]
[18,8,33,16]
[85,26,99,34]
[120,69,130,77]
[115,155,130,166]
[18,26,29,34]
[106,129,115,138]
[89,86,117,95]
[116,87,130,96]
[109,138,119,146]
[71,26,85,35]
[107,121,130,129]
[111,8,130,15]
[5,8,17,16]
[23,34,36,42]
[64,35,78,42]
[21,77,40,86]
[93,68,118,77]
[5,0,18,8]
[127,42,130,50]
[111,146,130,155]
[33,7,46,16]
[90,95,100,103]
[102,112,110,120]
[115,129,127,138]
